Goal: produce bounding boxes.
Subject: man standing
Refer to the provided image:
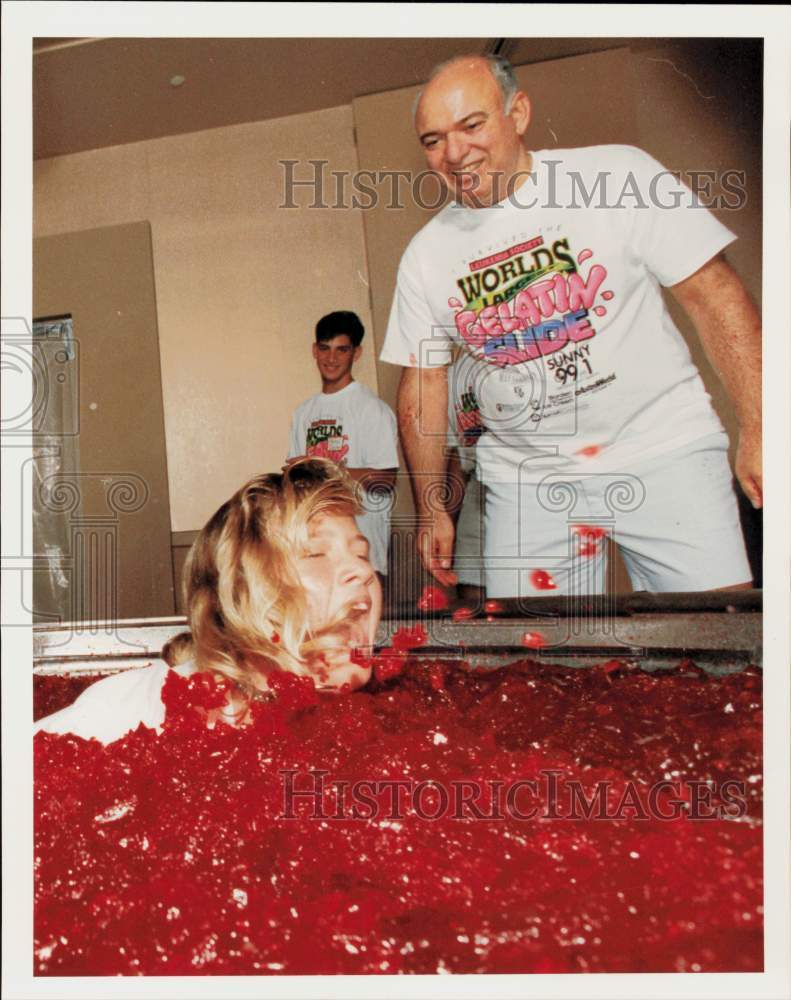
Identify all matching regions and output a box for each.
[381,55,761,596]
[288,310,398,578]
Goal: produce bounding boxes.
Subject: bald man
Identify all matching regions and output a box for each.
[380,54,761,598]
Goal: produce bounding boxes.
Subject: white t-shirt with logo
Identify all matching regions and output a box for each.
[381,145,736,485]
[288,380,399,574]
[447,351,486,476]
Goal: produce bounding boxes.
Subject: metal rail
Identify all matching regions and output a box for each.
[32,591,762,675]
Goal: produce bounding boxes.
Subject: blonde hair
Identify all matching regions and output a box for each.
[163,458,363,699]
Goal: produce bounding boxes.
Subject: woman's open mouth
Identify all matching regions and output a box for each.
[347,599,373,649]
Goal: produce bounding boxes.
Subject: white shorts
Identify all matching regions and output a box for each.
[482,433,753,597]
[453,475,485,587]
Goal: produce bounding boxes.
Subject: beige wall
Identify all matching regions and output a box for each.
[33,223,176,619]
[628,41,762,459]
[34,106,377,532]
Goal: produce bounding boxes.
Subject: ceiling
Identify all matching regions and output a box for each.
[33,36,632,160]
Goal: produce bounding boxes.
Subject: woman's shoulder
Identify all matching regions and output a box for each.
[34,660,196,746]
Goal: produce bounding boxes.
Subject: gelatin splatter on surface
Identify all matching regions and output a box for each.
[34,659,763,976]
[573,526,608,540]
[417,586,450,613]
[520,632,548,648]
[575,445,602,458]
[572,526,608,558]
[389,625,429,651]
[529,569,558,591]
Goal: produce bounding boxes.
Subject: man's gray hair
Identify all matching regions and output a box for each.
[412,54,519,122]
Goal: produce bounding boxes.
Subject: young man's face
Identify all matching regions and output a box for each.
[312,334,360,391]
[415,58,530,208]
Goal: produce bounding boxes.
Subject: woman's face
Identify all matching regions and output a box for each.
[296,511,382,689]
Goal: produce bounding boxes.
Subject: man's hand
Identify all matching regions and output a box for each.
[417,510,458,587]
[734,426,763,509]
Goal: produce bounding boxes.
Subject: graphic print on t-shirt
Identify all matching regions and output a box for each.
[454,386,484,448]
[450,235,614,375]
[305,419,349,463]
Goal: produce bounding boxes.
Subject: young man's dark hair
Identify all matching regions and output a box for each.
[315,311,365,347]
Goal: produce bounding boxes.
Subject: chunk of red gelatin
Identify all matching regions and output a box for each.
[573,525,608,540]
[452,606,476,622]
[521,631,548,649]
[578,543,598,557]
[373,656,407,683]
[529,569,557,591]
[600,659,628,674]
[271,632,280,643]
[416,585,449,612]
[484,599,504,613]
[427,663,446,690]
[390,625,428,651]
[575,444,602,457]
[266,669,320,708]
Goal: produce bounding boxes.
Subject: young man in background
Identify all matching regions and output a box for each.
[288,310,398,579]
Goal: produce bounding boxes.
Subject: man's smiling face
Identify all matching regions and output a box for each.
[415,57,531,208]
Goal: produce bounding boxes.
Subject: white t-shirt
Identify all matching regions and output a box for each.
[448,352,486,476]
[381,145,736,485]
[33,661,197,746]
[447,354,486,582]
[288,380,398,574]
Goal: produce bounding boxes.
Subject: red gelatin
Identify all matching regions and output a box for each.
[34,658,763,977]
[416,586,450,613]
[373,656,407,683]
[427,663,447,691]
[529,569,557,591]
[452,606,476,622]
[576,444,602,458]
[390,625,429,651]
[573,525,608,539]
[484,599,505,613]
[521,631,548,648]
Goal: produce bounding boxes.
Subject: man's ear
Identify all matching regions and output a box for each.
[509,90,531,137]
